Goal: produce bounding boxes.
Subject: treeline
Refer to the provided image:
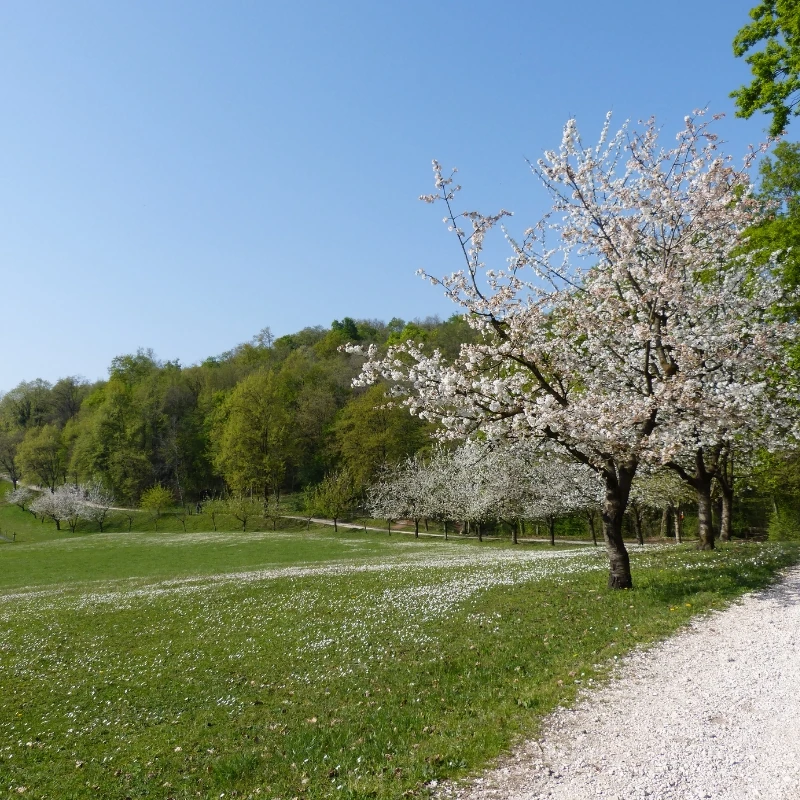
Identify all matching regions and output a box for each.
[0,316,476,507]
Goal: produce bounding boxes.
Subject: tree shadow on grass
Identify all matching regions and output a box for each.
[637,554,800,609]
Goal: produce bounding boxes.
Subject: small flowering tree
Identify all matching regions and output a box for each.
[30,484,86,532]
[5,486,34,513]
[352,112,797,588]
[83,482,116,533]
[368,440,604,544]
[30,490,64,530]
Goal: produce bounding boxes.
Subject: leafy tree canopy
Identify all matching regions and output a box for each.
[732,0,800,135]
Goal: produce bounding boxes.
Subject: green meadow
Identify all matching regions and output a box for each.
[1,496,797,800]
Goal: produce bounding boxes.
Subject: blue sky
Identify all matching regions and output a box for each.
[0,1,771,390]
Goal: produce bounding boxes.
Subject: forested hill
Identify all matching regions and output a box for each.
[0,315,477,505]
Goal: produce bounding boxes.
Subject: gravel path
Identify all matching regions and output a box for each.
[438,565,800,800]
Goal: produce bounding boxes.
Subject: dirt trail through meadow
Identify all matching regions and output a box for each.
[437,565,800,800]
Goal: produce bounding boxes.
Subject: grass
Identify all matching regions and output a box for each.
[0,499,797,800]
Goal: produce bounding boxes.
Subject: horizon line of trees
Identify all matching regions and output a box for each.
[0,314,473,507]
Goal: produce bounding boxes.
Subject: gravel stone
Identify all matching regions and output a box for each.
[437,565,800,800]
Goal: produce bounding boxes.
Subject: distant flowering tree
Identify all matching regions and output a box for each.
[630,470,695,543]
[30,489,63,530]
[82,481,116,532]
[368,441,603,544]
[368,453,436,538]
[30,484,86,532]
[352,112,798,588]
[5,486,34,513]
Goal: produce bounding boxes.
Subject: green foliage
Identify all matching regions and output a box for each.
[16,424,66,491]
[330,384,430,486]
[740,141,800,300]
[210,371,292,498]
[0,427,24,487]
[201,497,227,531]
[732,0,800,135]
[0,378,54,430]
[0,317,485,510]
[308,468,359,525]
[224,494,264,531]
[139,484,174,529]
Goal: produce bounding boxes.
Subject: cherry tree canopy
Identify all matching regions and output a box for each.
[353,112,798,588]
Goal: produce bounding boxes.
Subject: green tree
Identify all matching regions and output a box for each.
[50,376,90,427]
[210,371,292,499]
[331,384,430,488]
[0,428,24,488]
[140,484,174,530]
[225,494,263,532]
[17,424,66,491]
[308,468,358,533]
[201,498,227,531]
[0,379,53,430]
[744,141,800,294]
[732,0,800,135]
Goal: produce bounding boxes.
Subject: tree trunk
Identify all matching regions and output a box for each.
[333,517,338,533]
[443,520,448,540]
[547,517,555,546]
[718,451,735,542]
[720,485,733,542]
[414,518,419,538]
[632,505,644,546]
[387,519,391,535]
[696,477,715,550]
[586,510,598,546]
[673,505,683,543]
[660,506,669,539]
[512,520,518,545]
[668,448,718,550]
[601,469,634,589]
[477,522,483,542]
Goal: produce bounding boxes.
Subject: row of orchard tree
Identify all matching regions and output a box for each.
[366,442,694,546]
